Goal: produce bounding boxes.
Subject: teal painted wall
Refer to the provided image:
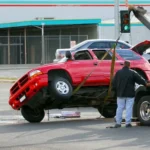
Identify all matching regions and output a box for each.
[0,0,149,4]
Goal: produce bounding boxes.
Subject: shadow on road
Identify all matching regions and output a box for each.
[0,118,150,149]
[0,118,109,133]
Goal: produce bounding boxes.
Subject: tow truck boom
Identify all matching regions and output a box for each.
[128,6,150,125]
[128,5,150,30]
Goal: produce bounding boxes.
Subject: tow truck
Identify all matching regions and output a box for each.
[129,5,150,125]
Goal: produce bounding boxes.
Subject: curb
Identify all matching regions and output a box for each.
[0,77,18,83]
[0,80,17,83]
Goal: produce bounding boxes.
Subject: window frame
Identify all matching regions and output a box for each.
[116,49,141,60]
[93,50,114,60]
[74,50,93,61]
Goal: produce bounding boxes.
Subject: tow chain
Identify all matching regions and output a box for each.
[105,34,122,101]
[100,35,122,117]
[73,34,122,98]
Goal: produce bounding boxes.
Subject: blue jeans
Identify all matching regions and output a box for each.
[116,97,134,125]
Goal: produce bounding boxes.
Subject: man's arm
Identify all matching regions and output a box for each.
[133,71,147,86]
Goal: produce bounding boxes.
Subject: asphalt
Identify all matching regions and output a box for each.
[1,79,149,150]
[0,118,148,150]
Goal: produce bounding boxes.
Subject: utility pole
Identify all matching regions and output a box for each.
[33,23,45,65]
[41,23,45,65]
[114,0,120,39]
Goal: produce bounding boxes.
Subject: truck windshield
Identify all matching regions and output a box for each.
[116,49,141,60]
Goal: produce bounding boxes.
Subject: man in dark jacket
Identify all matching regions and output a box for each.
[112,60,150,128]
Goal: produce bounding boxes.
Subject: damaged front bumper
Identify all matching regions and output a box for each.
[9,74,48,110]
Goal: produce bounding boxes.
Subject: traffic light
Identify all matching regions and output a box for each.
[120,10,130,33]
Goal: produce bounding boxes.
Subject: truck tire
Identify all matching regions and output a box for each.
[21,106,45,123]
[137,95,150,125]
[98,106,116,118]
[50,77,73,100]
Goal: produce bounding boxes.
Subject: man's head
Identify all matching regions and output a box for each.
[124,60,130,68]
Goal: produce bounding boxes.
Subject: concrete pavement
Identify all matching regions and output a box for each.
[0,64,40,82]
[0,83,150,150]
[0,118,148,150]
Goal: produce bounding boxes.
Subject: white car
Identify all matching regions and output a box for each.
[53,39,150,63]
[53,39,132,62]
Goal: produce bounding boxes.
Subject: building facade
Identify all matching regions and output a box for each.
[0,19,100,64]
[0,0,150,64]
[0,0,149,23]
[100,14,150,45]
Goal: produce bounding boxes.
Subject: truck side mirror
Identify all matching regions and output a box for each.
[65,51,72,60]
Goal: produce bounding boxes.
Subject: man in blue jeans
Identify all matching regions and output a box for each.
[112,61,150,128]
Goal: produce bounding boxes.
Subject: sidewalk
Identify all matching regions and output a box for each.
[0,78,17,83]
[0,109,101,124]
[0,64,40,82]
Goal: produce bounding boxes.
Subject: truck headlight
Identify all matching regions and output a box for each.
[29,70,43,78]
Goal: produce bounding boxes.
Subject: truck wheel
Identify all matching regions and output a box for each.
[98,106,116,118]
[50,77,73,100]
[137,95,150,125]
[21,106,45,123]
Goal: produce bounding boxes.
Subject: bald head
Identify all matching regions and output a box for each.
[124,61,130,68]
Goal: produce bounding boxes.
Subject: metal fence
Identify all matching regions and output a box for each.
[0,35,88,64]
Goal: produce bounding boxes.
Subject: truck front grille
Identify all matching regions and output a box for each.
[10,74,29,95]
[11,83,19,94]
[19,74,28,86]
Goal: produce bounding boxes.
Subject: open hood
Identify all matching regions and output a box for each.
[131,40,150,55]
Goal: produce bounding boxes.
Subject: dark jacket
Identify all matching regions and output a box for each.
[112,66,146,97]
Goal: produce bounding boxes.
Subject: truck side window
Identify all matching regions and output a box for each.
[74,51,92,60]
[93,50,112,60]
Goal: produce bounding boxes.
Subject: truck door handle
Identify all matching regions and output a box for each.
[93,62,98,66]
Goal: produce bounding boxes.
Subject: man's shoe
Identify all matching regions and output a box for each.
[126,124,132,128]
[114,124,121,128]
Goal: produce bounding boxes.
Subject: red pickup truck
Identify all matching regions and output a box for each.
[9,48,150,124]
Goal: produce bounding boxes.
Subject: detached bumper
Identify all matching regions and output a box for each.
[9,74,48,110]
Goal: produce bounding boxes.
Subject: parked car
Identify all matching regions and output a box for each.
[53,39,150,63]
[9,47,150,124]
[53,39,132,62]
